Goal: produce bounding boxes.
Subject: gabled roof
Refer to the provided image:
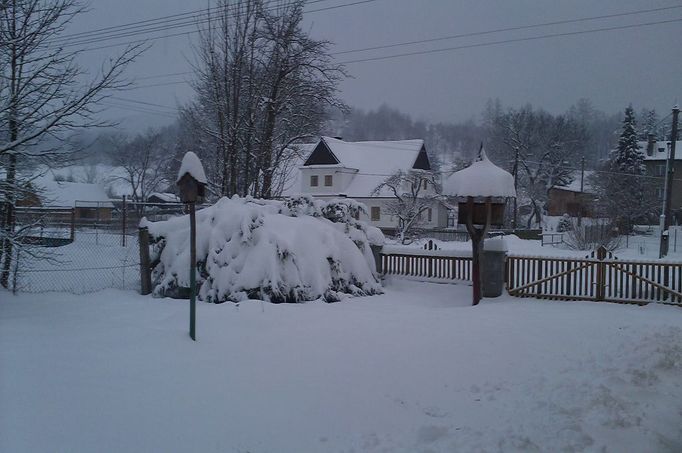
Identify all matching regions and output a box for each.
[304,136,429,173]
[147,192,181,203]
[639,140,682,161]
[550,171,595,194]
[35,178,114,208]
[299,137,431,198]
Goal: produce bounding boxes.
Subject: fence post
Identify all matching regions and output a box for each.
[70,208,75,243]
[370,244,383,275]
[596,245,606,301]
[122,195,127,247]
[139,227,152,295]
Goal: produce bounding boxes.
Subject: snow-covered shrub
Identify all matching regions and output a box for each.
[563,218,620,251]
[556,214,573,233]
[142,196,385,303]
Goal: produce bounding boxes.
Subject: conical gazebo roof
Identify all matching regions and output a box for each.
[443,146,516,198]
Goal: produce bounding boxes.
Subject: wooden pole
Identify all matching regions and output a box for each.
[122,195,127,247]
[464,197,493,306]
[69,208,75,243]
[660,105,680,258]
[189,201,197,341]
[138,227,152,295]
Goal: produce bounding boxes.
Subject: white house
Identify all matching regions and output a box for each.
[289,136,449,231]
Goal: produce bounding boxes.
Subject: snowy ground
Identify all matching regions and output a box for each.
[399,226,682,261]
[1,279,681,452]
[14,231,139,293]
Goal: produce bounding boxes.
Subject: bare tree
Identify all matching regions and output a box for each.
[373,170,441,244]
[0,0,144,288]
[182,0,345,199]
[490,105,587,228]
[105,129,173,212]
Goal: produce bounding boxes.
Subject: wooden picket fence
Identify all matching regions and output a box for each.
[507,246,682,305]
[379,244,682,305]
[380,246,472,281]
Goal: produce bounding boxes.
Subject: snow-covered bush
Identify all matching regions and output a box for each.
[556,214,573,233]
[142,196,384,303]
[563,218,620,251]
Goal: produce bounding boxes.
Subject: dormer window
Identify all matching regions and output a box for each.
[310,175,318,187]
[422,180,428,190]
[324,175,333,186]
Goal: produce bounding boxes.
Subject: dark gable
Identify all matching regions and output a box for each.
[303,140,340,166]
[412,145,431,170]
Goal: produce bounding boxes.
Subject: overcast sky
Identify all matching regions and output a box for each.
[70,0,682,130]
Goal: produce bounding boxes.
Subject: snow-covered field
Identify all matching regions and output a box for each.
[14,231,139,293]
[398,228,682,261]
[2,279,681,452]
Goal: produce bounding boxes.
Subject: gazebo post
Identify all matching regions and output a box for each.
[465,196,492,306]
[443,145,516,307]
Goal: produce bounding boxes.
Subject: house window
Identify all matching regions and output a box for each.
[427,208,432,222]
[79,208,98,219]
[371,206,381,221]
[324,175,333,187]
[310,175,318,187]
[658,147,665,154]
[657,187,664,200]
[656,164,666,177]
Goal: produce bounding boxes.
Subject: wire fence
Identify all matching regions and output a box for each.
[8,199,200,294]
[10,231,140,294]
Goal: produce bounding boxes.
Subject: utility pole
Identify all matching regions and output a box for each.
[512,147,519,230]
[659,105,680,258]
[578,156,585,227]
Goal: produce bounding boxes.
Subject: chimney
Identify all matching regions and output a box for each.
[646,133,655,156]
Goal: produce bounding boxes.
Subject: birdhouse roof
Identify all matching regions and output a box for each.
[176,152,207,185]
[443,147,516,198]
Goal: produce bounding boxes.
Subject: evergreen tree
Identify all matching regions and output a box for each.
[594,105,657,233]
[612,105,644,174]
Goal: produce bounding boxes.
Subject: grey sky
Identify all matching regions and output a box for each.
[71,0,682,129]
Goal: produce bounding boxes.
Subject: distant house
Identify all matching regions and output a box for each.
[289,136,448,231]
[146,192,181,204]
[546,171,596,217]
[640,140,682,212]
[33,178,115,221]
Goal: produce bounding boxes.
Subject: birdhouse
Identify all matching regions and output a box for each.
[457,199,507,226]
[176,151,208,204]
[177,173,205,203]
[443,146,516,227]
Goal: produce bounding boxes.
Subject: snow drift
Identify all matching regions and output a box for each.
[142,196,384,303]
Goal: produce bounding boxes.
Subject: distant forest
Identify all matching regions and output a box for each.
[323,99,669,171]
[71,98,667,180]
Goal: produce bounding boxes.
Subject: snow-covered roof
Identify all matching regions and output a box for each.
[177,152,207,184]
[442,148,516,198]
[35,177,115,208]
[550,171,595,193]
[297,136,429,198]
[148,192,180,203]
[639,140,682,161]
[319,136,425,172]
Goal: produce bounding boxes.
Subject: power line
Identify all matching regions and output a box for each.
[125,7,682,86]
[101,101,178,119]
[332,4,682,56]
[337,17,682,64]
[53,0,378,50]
[109,96,177,111]
[52,0,279,44]
[521,159,682,183]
